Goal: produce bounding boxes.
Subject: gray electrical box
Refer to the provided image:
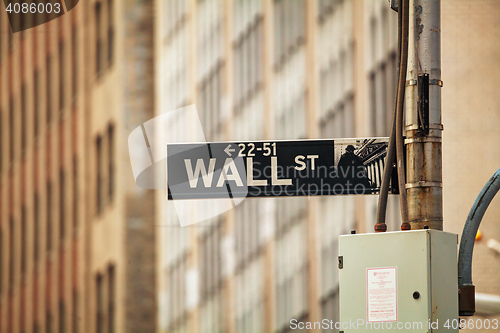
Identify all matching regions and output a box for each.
[339,230,458,332]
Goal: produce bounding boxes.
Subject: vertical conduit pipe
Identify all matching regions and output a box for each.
[458,168,500,315]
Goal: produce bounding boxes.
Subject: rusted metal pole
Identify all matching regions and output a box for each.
[405,0,443,230]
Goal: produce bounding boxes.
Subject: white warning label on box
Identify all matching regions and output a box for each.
[367,267,397,322]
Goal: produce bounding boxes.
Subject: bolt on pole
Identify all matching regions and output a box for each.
[405,0,443,230]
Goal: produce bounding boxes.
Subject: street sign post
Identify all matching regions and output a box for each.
[167,138,394,200]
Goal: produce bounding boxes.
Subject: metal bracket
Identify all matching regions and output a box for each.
[406,181,443,189]
[406,79,443,87]
[430,79,443,86]
[404,137,442,144]
[459,284,476,316]
[405,124,444,131]
[390,0,399,12]
[338,256,343,269]
[417,74,430,134]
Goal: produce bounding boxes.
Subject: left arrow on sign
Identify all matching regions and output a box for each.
[224,144,236,156]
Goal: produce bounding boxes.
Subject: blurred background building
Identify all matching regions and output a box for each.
[1,1,499,333]
[155,1,500,333]
[0,0,127,332]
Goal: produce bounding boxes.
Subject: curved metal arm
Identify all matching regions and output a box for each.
[458,168,500,286]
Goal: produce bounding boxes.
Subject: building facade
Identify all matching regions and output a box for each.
[440,1,500,331]
[156,0,500,333]
[0,1,125,332]
[155,1,398,332]
[122,0,158,331]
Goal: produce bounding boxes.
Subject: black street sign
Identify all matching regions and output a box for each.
[167,138,393,200]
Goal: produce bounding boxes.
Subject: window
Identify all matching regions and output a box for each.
[9,96,15,163]
[73,156,78,232]
[108,0,114,65]
[235,200,261,270]
[108,265,115,333]
[0,8,2,61]
[369,63,390,136]
[0,227,3,295]
[321,290,339,327]
[108,125,114,202]
[368,10,397,137]
[34,70,40,137]
[320,96,354,139]
[234,18,263,109]
[59,40,65,112]
[72,26,78,101]
[318,0,336,21]
[47,182,52,251]
[199,65,223,140]
[59,300,65,333]
[46,311,52,333]
[96,274,104,333]
[60,169,65,240]
[318,13,355,139]
[274,219,308,329]
[0,109,3,172]
[273,0,305,65]
[46,55,52,123]
[21,84,27,155]
[8,21,13,54]
[72,291,79,333]
[9,217,14,294]
[167,260,188,327]
[163,0,188,39]
[369,72,377,135]
[21,207,27,274]
[200,225,221,300]
[34,193,40,262]
[96,135,103,214]
[95,2,102,76]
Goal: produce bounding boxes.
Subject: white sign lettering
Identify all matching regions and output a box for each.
[184,158,216,188]
[216,158,244,187]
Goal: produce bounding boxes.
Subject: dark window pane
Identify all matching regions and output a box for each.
[34,70,40,138]
[34,194,39,262]
[46,311,52,333]
[0,227,3,295]
[21,84,27,155]
[96,274,104,333]
[72,291,79,333]
[47,55,52,123]
[96,136,102,214]
[73,156,78,232]
[10,96,15,163]
[95,3,102,76]
[60,170,65,240]
[108,0,114,65]
[9,217,14,294]
[0,109,3,172]
[108,125,114,202]
[59,40,65,112]
[108,265,115,333]
[21,207,27,273]
[59,301,65,333]
[47,182,52,251]
[72,26,78,101]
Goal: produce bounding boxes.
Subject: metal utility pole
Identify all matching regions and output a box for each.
[405,0,443,230]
